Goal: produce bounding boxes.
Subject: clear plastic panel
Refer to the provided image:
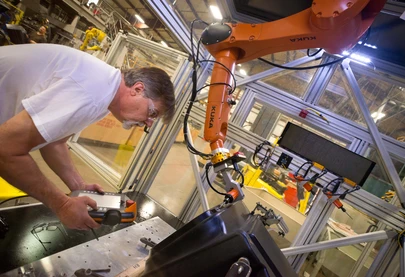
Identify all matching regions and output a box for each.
[300,202,386,277]
[76,39,182,181]
[259,59,321,99]
[318,66,366,125]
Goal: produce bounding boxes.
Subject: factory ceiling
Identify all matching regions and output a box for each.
[100,0,405,67]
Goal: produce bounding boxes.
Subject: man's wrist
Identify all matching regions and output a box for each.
[66,177,86,191]
[46,192,71,214]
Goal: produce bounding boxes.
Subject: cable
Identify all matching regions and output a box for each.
[184,19,237,159]
[205,163,230,196]
[307,48,323,57]
[196,82,233,94]
[259,28,371,71]
[252,141,273,167]
[236,169,244,187]
[322,177,360,197]
[183,19,213,160]
[199,59,237,94]
[398,230,405,248]
[295,161,313,179]
[259,56,346,71]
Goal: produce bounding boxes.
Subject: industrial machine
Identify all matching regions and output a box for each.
[70,190,137,225]
[179,0,386,206]
[79,26,107,52]
[144,0,386,276]
[0,1,387,276]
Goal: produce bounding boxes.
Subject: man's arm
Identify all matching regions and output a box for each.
[0,110,99,230]
[39,137,104,193]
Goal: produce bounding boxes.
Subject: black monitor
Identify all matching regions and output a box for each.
[6,24,28,44]
[278,122,375,186]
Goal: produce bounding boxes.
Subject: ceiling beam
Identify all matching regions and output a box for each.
[203,0,209,9]
[123,0,137,12]
[136,0,183,49]
[111,0,128,17]
[185,0,199,19]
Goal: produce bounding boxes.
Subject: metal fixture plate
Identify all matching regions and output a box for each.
[2,217,175,277]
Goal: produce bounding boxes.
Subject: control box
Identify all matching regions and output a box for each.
[70,190,137,225]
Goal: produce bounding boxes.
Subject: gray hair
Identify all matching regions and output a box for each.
[122,67,175,124]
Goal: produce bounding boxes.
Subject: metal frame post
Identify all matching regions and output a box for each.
[303,54,340,104]
[341,60,405,207]
[282,230,396,256]
[365,238,400,277]
[186,124,209,211]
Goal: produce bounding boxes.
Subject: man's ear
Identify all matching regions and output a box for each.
[130,82,145,96]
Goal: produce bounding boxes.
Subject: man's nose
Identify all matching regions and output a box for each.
[145,119,154,127]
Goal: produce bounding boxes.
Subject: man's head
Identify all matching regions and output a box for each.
[39,26,46,35]
[109,67,175,129]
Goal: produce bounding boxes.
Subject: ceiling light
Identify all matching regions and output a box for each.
[358,41,377,49]
[209,5,223,20]
[237,64,241,67]
[161,41,168,47]
[135,14,145,24]
[239,69,247,76]
[371,112,386,121]
[341,51,371,64]
[350,53,371,63]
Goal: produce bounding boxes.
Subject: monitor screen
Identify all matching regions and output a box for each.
[278,123,375,186]
[78,192,121,209]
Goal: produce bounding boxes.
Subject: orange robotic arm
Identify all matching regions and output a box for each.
[201,0,385,162]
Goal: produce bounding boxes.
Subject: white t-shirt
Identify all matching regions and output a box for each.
[0,44,121,150]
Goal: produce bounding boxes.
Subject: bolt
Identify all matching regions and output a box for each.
[316,12,322,17]
[232,23,237,27]
[347,2,352,7]
[312,2,316,5]
[230,36,235,42]
[251,24,256,27]
[333,11,339,17]
[249,35,255,41]
[238,266,244,274]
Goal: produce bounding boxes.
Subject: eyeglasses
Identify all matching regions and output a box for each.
[30,221,67,251]
[143,97,160,134]
[147,98,159,120]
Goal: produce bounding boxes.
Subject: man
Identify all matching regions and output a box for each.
[29,26,47,43]
[0,44,175,230]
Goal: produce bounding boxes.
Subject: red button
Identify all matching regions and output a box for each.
[126,200,135,207]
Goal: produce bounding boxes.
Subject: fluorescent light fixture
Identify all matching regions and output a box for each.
[135,14,145,24]
[371,112,386,121]
[161,41,168,47]
[358,41,377,49]
[239,69,247,76]
[209,5,223,20]
[350,53,371,63]
[341,51,371,63]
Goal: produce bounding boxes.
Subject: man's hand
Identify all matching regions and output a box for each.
[81,183,105,194]
[55,196,100,230]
